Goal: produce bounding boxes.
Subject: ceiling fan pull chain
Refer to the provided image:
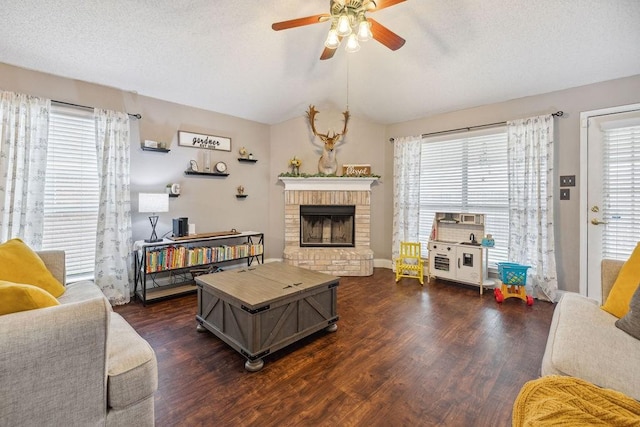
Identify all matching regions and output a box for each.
[346,57,350,110]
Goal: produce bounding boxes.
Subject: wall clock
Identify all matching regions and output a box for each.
[215,161,227,173]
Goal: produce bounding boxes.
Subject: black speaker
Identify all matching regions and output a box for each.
[173,217,189,237]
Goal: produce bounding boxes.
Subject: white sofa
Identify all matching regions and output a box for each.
[0,250,158,426]
[541,259,640,400]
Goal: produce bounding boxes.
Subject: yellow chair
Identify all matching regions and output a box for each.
[395,242,425,285]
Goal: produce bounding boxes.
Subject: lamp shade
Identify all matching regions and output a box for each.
[345,33,360,53]
[336,14,352,37]
[138,193,169,213]
[357,20,372,41]
[324,28,340,49]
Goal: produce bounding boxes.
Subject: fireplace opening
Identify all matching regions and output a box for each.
[300,205,355,247]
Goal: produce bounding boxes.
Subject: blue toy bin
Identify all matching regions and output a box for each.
[496,262,530,286]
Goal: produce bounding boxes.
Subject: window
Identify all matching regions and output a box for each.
[418,128,509,267]
[602,121,640,259]
[42,104,99,281]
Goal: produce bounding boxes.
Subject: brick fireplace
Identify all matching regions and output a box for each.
[280,177,377,276]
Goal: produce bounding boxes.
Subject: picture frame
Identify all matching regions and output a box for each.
[189,160,199,172]
[178,130,231,152]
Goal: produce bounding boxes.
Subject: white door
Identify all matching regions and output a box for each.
[581,104,640,302]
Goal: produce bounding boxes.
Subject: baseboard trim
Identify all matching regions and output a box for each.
[374,259,393,270]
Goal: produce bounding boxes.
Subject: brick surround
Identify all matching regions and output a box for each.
[280,177,377,276]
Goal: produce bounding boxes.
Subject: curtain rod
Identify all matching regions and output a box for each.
[52,100,142,119]
[389,111,564,142]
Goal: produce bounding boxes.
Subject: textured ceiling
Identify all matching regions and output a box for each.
[1,0,639,125]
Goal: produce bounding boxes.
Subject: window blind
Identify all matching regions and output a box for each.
[42,104,99,281]
[418,128,509,267]
[602,123,640,259]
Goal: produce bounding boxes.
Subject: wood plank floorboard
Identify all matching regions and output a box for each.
[115,267,555,427]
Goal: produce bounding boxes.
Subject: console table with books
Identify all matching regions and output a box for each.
[133,231,264,305]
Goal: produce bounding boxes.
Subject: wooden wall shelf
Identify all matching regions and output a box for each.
[238,158,257,163]
[184,170,229,177]
[141,146,170,153]
[236,194,248,199]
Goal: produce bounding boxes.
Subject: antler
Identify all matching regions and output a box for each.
[306,105,325,139]
[340,110,350,137]
[306,105,350,143]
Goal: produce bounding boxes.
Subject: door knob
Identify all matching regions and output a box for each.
[591,218,608,225]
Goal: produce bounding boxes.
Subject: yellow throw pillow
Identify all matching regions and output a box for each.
[0,238,66,298]
[0,281,60,315]
[602,242,640,318]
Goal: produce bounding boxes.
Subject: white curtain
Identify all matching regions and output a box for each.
[392,135,422,267]
[94,109,133,305]
[0,91,50,246]
[507,115,558,301]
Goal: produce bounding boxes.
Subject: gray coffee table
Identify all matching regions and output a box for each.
[195,262,339,371]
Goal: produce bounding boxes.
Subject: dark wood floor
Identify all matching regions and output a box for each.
[115,268,555,427]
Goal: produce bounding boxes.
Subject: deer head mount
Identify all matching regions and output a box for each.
[306,105,350,175]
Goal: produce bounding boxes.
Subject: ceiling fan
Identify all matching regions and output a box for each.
[272,0,406,60]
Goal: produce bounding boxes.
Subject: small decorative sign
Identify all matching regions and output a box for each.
[342,164,371,176]
[178,131,231,151]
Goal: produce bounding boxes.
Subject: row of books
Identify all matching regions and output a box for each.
[145,244,263,273]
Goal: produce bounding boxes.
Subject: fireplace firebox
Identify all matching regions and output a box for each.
[300,205,355,247]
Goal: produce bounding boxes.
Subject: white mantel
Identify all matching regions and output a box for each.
[279,176,378,192]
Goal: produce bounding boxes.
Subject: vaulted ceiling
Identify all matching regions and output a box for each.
[2,1,639,125]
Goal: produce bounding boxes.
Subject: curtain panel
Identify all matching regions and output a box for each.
[94,109,133,305]
[392,135,422,268]
[507,115,558,302]
[0,91,50,246]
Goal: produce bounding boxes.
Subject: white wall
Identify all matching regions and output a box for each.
[3,61,639,292]
[386,74,640,292]
[0,63,272,254]
[268,112,387,262]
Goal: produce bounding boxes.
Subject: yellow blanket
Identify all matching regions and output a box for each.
[512,376,640,426]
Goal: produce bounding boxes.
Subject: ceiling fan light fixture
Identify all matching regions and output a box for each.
[324,29,340,49]
[345,33,360,53]
[336,14,352,37]
[272,0,406,60]
[357,19,372,42]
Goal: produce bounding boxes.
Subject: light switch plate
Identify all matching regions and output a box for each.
[560,189,570,200]
[560,175,575,187]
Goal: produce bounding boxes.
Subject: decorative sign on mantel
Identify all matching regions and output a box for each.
[342,164,371,177]
[178,131,231,151]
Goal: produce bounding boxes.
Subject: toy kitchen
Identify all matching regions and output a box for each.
[427,212,494,294]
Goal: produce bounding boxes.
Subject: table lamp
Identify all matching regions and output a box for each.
[139,193,169,243]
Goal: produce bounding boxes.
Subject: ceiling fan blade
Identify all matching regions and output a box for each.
[320,47,338,61]
[369,0,406,12]
[368,18,406,50]
[272,14,330,31]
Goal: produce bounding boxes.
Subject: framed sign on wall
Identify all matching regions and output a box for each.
[178,131,231,151]
[342,164,371,176]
